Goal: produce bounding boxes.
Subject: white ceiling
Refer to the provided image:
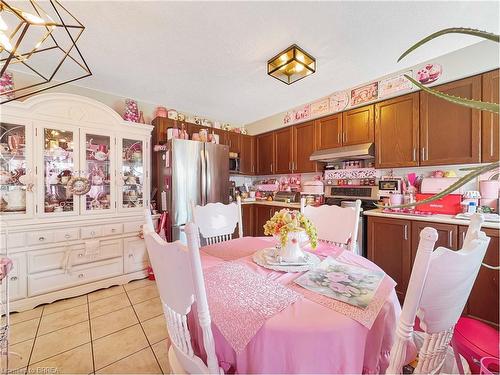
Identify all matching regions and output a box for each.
[51,1,499,124]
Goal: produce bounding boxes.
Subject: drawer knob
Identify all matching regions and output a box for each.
[78,273,84,278]
[64,234,71,239]
[111,229,116,233]
[90,231,96,236]
[128,254,133,258]
[10,276,18,281]
[78,253,83,258]
[39,236,45,241]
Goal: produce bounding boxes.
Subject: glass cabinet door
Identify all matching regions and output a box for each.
[119,138,145,210]
[81,131,114,213]
[42,127,78,215]
[0,123,30,216]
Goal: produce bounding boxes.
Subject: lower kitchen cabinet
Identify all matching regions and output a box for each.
[459,226,499,327]
[242,204,255,236]
[367,217,411,301]
[411,221,458,264]
[367,215,499,327]
[253,204,282,237]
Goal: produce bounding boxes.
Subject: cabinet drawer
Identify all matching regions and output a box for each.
[124,221,144,234]
[28,258,124,296]
[102,223,123,236]
[54,228,80,242]
[28,239,123,274]
[0,232,27,250]
[27,231,55,246]
[81,226,103,239]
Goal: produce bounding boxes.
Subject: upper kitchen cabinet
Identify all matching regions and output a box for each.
[375,93,419,168]
[240,135,255,174]
[420,76,481,166]
[226,131,241,154]
[256,132,275,174]
[342,105,374,146]
[274,127,293,174]
[293,121,318,173]
[315,113,342,150]
[482,69,499,162]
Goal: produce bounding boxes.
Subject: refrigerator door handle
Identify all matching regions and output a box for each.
[204,148,210,205]
[200,148,207,206]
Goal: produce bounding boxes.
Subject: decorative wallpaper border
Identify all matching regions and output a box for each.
[283,63,443,126]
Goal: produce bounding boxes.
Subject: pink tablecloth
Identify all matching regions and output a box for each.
[192,237,402,374]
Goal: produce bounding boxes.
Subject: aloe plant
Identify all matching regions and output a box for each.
[380,28,499,210]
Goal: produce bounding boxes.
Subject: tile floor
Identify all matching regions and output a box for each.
[4,278,171,374]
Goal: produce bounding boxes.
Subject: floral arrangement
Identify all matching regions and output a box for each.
[263,209,318,249]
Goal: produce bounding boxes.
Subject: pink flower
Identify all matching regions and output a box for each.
[326,272,350,283]
[329,282,349,293]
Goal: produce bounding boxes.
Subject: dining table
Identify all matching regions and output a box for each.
[189,236,408,374]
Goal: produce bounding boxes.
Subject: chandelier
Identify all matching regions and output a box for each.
[0,0,91,104]
[267,44,316,85]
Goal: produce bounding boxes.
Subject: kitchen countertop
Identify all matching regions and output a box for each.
[364,208,500,230]
[240,200,301,209]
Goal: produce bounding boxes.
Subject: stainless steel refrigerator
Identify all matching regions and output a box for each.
[156,138,229,241]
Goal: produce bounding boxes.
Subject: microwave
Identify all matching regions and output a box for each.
[229,157,240,173]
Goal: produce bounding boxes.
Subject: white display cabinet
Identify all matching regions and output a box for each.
[0,94,153,312]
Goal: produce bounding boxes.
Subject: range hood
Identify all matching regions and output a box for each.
[310,143,375,162]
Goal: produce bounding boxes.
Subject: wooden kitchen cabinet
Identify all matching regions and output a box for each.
[254,205,273,236]
[274,127,293,174]
[459,226,499,327]
[367,216,412,301]
[292,121,317,173]
[375,93,419,168]
[241,204,255,236]
[482,69,499,162]
[240,135,255,174]
[368,214,498,327]
[420,76,481,166]
[226,131,241,154]
[411,221,458,266]
[315,113,342,150]
[342,105,374,146]
[257,132,275,174]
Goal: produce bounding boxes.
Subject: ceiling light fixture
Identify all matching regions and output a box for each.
[0,0,91,104]
[267,44,316,85]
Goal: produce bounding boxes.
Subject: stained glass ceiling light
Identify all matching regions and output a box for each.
[0,0,91,104]
[267,44,316,85]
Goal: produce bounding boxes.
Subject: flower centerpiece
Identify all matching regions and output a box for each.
[263,209,318,262]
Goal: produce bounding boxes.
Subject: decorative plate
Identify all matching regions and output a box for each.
[66,177,91,195]
[253,248,321,273]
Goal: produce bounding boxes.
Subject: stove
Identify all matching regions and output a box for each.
[323,185,379,257]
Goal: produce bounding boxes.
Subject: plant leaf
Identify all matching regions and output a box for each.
[405,75,499,114]
[376,162,500,209]
[398,28,499,62]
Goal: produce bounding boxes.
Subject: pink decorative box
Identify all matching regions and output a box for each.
[415,193,462,215]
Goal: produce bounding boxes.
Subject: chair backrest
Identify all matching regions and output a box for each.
[387,214,490,374]
[143,220,221,374]
[192,196,243,245]
[144,209,155,232]
[302,199,361,251]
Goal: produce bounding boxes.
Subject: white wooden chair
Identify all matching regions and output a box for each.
[143,216,222,374]
[386,214,490,374]
[301,198,361,252]
[191,196,243,245]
